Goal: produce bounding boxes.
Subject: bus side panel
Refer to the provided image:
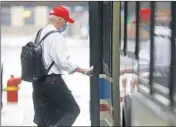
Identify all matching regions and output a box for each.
[131,92,172,126]
[99,75,113,126]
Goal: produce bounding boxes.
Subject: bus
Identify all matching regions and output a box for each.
[89,1,176,126]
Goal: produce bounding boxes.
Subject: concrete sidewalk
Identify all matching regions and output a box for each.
[1,102,24,126]
[1,98,35,126]
[1,81,36,126]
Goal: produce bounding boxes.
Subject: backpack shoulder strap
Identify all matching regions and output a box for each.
[37,30,58,74]
[44,30,58,74]
[46,61,54,74]
[35,29,43,43]
[38,30,58,44]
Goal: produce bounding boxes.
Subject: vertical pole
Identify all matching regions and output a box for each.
[149,2,155,95]
[135,2,140,60]
[89,2,103,126]
[112,1,121,126]
[169,1,176,107]
[123,2,128,55]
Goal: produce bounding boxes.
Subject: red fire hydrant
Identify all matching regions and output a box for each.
[6,75,21,103]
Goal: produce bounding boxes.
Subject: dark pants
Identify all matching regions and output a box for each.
[32,74,80,126]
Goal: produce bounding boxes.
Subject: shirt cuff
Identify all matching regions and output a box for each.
[69,64,79,74]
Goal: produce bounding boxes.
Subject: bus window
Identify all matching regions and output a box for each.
[126,2,136,54]
[138,2,151,80]
[153,2,171,88]
[102,2,113,76]
[120,2,124,50]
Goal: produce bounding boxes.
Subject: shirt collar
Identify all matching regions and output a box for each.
[47,24,58,31]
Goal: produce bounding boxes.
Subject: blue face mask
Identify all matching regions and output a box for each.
[58,23,67,33]
[143,25,150,31]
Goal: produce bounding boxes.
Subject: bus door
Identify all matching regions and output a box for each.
[89,1,121,126]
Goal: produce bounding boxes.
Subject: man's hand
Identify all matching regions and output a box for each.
[84,66,94,76]
[75,66,94,76]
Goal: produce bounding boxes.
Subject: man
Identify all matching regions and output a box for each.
[32,5,93,127]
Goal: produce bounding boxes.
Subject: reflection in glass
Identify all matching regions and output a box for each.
[127,2,136,53]
[153,2,171,87]
[138,2,151,80]
[102,2,112,75]
[120,2,124,50]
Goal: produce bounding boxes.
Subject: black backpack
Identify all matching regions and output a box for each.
[20,29,58,82]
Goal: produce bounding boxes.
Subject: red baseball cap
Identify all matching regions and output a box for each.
[140,8,151,21]
[50,5,74,23]
[133,8,151,24]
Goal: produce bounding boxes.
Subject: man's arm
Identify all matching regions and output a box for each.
[75,67,86,74]
[50,34,92,75]
[75,66,93,76]
[120,68,133,75]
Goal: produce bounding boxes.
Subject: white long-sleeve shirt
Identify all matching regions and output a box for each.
[31,24,78,75]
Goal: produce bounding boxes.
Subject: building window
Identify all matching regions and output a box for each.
[1,7,11,26]
[23,6,35,25]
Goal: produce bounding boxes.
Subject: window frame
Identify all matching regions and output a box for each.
[120,1,128,56]
[149,1,155,95]
[135,2,140,60]
[170,1,176,107]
